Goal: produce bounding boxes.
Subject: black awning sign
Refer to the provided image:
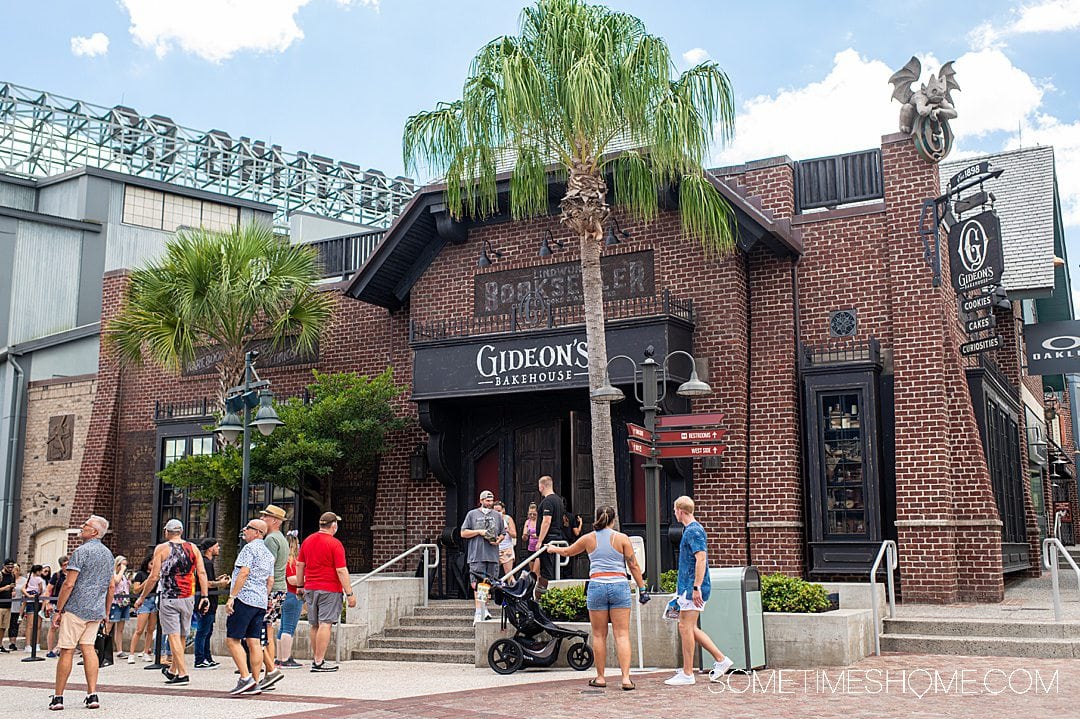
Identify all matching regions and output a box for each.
[948,210,1004,294]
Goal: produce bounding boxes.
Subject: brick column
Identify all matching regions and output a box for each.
[882,134,1003,602]
[70,271,129,551]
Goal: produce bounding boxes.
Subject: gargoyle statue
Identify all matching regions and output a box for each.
[888,56,960,162]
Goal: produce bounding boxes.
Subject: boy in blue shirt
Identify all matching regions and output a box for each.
[664,495,733,685]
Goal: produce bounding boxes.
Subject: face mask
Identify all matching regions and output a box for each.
[480,507,492,514]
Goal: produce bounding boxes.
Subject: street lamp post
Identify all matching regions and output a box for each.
[592,345,711,590]
[214,350,284,546]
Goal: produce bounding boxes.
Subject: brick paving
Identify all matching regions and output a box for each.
[6,653,1078,718]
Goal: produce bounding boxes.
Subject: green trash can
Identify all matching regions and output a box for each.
[698,566,766,672]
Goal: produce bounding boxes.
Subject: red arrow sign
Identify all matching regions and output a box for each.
[656,428,727,443]
[656,444,727,458]
[626,423,653,442]
[656,413,725,428]
[627,438,653,457]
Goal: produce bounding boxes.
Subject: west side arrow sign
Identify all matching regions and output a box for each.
[656,428,727,443]
[656,413,725,428]
[656,444,727,458]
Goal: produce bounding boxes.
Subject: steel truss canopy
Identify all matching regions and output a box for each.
[0,81,414,228]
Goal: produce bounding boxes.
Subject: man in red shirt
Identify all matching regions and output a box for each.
[295,512,355,672]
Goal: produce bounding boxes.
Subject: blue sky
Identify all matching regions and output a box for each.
[2,0,1080,289]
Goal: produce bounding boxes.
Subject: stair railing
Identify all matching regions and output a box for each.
[500,541,571,582]
[1042,537,1080,622]
[1054,509,1067,542]
[335,542,440,662]
[869,539,898,656]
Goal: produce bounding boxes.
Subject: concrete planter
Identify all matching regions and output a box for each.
[764,608,874,667]
[474,599,680,669]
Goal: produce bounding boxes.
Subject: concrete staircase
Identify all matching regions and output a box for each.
[881,617,1080,658]
[352,599,476,664]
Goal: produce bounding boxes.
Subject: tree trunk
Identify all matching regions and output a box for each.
[560,160,618,526]
[215,352,246,570]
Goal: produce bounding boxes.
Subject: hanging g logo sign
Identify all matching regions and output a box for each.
[959,218,989,273]
[948,209,1003,294]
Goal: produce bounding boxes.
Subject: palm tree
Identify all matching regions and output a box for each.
[108,223,333,408]
[107,222,334,554]
[403,0,737,520]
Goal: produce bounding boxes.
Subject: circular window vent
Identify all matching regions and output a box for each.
[829,310,857,338]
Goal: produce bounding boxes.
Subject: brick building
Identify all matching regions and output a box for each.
[70,133,1076,604]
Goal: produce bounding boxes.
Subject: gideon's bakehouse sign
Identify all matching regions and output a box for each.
[412,320,692,400]
[474,250,655,316]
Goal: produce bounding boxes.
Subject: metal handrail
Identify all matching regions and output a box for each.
[335,542,440,663]
[869,540,898,656]
[1054,510,1067,542]
[1042,537,1080,622]
[500,541,571,583]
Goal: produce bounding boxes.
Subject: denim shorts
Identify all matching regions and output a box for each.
[109,605,131,622]
[137,594,157,615]
[278,593,302,638]
[586,581,631,611]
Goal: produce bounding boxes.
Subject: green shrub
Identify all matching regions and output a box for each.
[659,569,678,594]
[760,573,831,613]
[539,585,588,622]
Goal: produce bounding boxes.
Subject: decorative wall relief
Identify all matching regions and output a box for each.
[46,414,74,461]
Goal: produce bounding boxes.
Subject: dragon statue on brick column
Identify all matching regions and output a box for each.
[888,56,960,163]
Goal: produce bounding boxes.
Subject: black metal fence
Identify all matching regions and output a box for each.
[303,229,386,281]
[794,149,883,213]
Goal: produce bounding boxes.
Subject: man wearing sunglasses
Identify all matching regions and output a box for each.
[225,519,275,697]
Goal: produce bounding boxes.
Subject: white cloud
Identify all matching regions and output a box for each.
[682,48,710,66]
[713,48,1048,166]
[713,49,897,165]
[70,32,110,58]
[970,0,1080,48]
[120,0,379,63]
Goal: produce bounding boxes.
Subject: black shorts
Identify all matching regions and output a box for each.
[540,550,559,580]
[225,600,265,641]
[469,561,500,587]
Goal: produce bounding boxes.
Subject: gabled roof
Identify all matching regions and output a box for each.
[940,146,1058,298]
[344,172,803,310]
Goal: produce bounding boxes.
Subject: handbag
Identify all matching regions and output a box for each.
[94,622,114,667]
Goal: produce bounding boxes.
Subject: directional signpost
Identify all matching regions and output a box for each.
[626,414,729,461]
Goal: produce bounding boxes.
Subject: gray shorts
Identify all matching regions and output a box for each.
[469,561,500,586]
[158,596,194,637]
[305,590,343,627]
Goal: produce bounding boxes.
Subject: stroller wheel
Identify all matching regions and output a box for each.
[488,638,525,675]
[566,642,594,671]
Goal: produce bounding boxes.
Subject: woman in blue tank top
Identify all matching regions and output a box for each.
[546,506,647,690]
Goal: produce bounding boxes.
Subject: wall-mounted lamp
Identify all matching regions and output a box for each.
[604,218,631,247]
[991,285,1010,310]
[477,238,502,268]
[539,230,564,258]
[410,444,429,481]
[1045,388,1060,422]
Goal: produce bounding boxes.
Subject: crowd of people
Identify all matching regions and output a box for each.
[1,505,356,710]
[463,477,734,690]
[6,481,733,708]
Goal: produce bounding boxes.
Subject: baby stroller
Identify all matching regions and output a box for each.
[485,571,594,675]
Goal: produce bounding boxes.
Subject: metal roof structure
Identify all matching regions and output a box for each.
[0,81,414,229]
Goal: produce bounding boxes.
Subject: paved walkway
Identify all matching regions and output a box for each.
[4,652,1078,718]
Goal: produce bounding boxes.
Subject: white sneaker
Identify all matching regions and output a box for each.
[664,671,696,686]
[473,613,483,625]
[127,654,136,665]
[710,657,734,681]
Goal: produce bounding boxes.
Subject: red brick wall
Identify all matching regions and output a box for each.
[73,136,1045,602]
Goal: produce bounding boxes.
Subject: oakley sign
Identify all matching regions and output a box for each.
[948,210,1003,294]
[1024,320,1080,375]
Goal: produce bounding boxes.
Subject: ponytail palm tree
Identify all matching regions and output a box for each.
[403,0,738,520]
[107,223,334,408]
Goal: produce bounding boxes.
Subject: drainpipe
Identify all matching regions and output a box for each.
[1,349,25,560]
[744,251,753,565]
[791,256,806,575]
